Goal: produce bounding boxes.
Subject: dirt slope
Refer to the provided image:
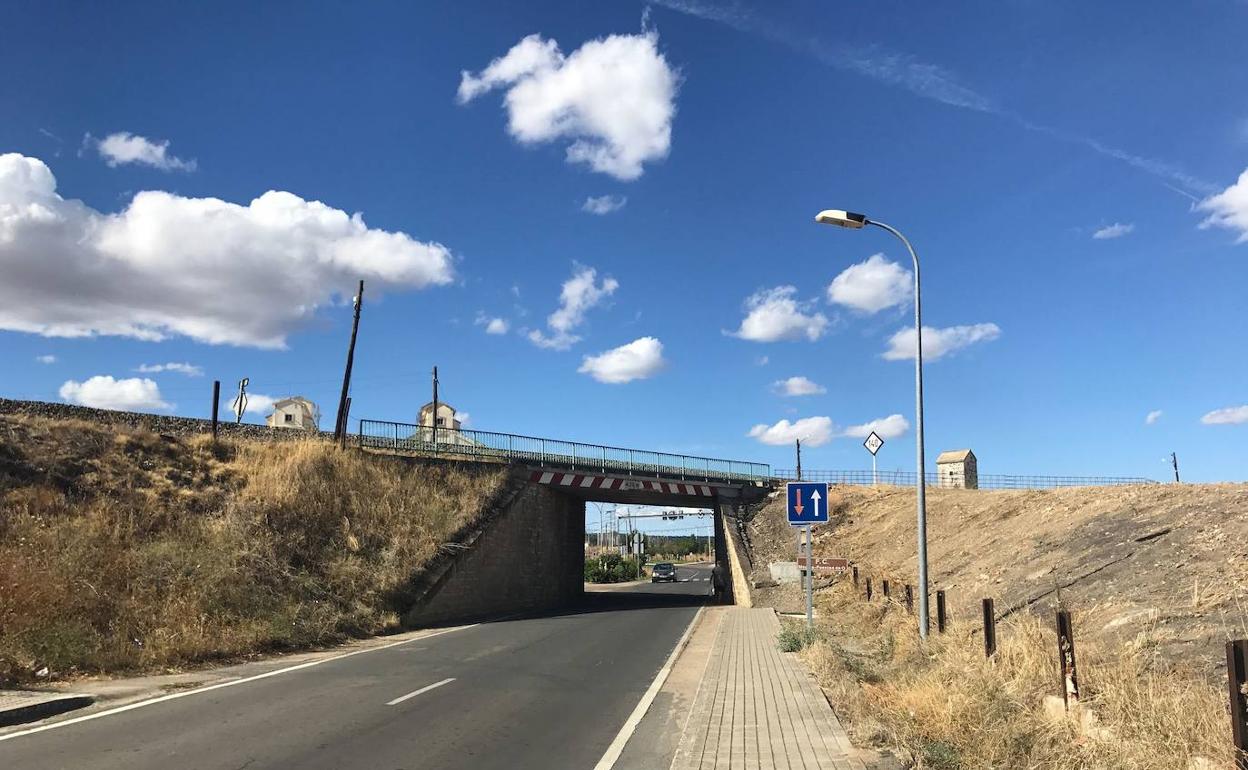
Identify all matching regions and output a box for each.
[0,414,505,685]
[745,482,1248,678]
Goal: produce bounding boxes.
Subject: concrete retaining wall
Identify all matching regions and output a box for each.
[404,481,584,626]
[719,502,754,608]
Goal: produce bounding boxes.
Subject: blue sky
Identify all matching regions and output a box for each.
[2,0,1247,494]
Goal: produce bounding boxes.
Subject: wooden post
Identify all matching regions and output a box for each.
[795,439,802,481]
[852,565,859,588]
[882,579,890,599]
[865,578,873,602]
[1227,640,1248,769]
[936,590,947,633]
[333,280,363,446]
[905,584,914,614]
[982,598,997,657]
[211,380,220,442]
[1056,610,1079,708]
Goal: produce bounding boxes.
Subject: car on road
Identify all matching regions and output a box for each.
[651,562,677,583]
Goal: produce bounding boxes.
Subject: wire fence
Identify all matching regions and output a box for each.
[358,419,772,483]
[772,469,1155,489]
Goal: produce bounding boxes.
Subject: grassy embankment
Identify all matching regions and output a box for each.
[746,484,1246,768]
[0,415,504,686]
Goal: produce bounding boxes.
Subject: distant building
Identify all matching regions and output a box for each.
[265,397,320,431]
[936,449,978,489]
[415,401,475,446]
[418,401,461,433]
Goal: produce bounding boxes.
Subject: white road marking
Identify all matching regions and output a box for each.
[386,677,456,706]
[0,624,478,743]
[592,605,706,770]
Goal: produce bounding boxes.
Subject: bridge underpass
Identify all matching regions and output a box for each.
[355,419,770,624]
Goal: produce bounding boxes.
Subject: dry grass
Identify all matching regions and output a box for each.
[0,415,504,685]
[802,581,1234,769]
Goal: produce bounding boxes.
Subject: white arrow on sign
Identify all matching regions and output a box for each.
[810,488,822,520]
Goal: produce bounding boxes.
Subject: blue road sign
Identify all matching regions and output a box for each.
[786,482,829,526]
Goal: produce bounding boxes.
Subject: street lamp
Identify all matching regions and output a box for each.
[815,208,931,640]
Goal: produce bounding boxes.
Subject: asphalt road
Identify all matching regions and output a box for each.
[0,564,712,770]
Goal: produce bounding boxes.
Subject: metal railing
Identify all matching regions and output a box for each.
[358,419,771,483]
[773,469,1155,489]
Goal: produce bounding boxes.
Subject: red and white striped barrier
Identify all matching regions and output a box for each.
[528,471,713,497]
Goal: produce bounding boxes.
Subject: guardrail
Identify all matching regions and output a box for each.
[772,469,1154,489]
[358,419,771,483]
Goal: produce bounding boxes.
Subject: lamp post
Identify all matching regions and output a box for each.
[815,209,930,640]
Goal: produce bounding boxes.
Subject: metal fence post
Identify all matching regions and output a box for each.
[905,584,914,614]
[603,446,608,474]
[982,598,997,658]
[1227,640,1248,769]
[540,439,546,467]
[865,578,873,602]
[936,590,947,633]
[508,434,513,460]
[1056,610,1079,709]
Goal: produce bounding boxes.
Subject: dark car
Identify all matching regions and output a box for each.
[651,562,677,583]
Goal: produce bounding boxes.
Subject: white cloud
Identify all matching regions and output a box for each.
[0,153,454,348]
[528,264,618,350]
[1197,168,1248,242]
[826,254,912,313]
[1092,222,1134,240]
[578,336,666,383]
[1201,405,1248,425]
[755,356,769,366]
[730,286,828,342]
[89,132,197,172]
[455,411,471,426]
[1145,410,1163,426]
[841,413,910,440]
[136,362,203,377]
[882,323,1001,361]
[773,376,825,397]
[35,354,56,364]
[582,194,627,215]
[476,315,509,335]
[59,375,171,411]
[747,416,834,447]
[457,32,678,180]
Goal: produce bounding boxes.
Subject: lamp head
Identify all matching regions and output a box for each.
[815,209,868,229]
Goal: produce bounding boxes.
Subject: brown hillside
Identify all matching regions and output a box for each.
[746,483,1248,677]
[0,414,505,686]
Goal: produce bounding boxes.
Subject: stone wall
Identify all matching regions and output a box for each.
[0,398,328,441]
[404,481,584,626]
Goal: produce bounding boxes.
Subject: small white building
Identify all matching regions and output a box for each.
[265,397,320,431]
[414,401,475,446]
[936,449,978,489]
[418,401,461,433]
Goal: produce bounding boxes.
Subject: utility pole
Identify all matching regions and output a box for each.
[431,366,439,449]
[795,439,802,481]
[1171,452,1180,483]
[333,280,364,446]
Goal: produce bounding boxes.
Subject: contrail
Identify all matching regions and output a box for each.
[649,0,1215,196]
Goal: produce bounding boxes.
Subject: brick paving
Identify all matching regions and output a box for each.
[671,608,865,770]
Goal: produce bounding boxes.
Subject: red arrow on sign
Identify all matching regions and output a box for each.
[792,489,804,515]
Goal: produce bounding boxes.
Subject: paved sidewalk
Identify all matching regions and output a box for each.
[671,608,865,770]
